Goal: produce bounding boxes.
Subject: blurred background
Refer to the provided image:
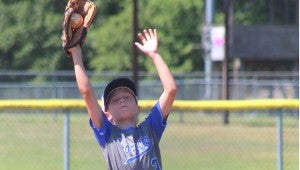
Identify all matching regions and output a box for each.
[0,0,298,170]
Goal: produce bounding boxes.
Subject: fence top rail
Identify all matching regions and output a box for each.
[0,99,298,111]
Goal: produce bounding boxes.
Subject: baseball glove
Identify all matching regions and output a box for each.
[61,0,97,56]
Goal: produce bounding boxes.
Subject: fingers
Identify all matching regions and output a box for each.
[153,29,157,39]
[134,42,143,50]
[137,33,146,44]
[143,29,151,40]
[137,29,157,43]
[148,29,156,38]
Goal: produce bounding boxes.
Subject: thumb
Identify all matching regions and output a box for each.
[134,42,144,51]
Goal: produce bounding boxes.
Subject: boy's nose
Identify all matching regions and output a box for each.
[119,97,126,103]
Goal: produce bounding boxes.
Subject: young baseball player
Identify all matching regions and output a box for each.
[68,29,177,169]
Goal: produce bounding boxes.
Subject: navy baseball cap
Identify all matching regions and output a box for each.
[102,78,137,111]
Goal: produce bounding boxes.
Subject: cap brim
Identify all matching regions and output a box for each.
[103,78,137,109]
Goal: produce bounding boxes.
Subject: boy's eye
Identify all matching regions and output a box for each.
[111,99,119,104]
[124,96,131,100]
[110,96,133,104]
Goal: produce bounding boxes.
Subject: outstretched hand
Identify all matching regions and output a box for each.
[134,29,158,58]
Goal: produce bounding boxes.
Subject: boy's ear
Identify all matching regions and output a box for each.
[137,106,141,115]
[104,111,113,122]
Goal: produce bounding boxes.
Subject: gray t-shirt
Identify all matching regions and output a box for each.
[90,102,167,170]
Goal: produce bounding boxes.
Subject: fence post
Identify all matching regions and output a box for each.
[64,109,70,170]
[277,109,283,170]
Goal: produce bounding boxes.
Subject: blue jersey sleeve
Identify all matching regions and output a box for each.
[89,112,112,148]
[144,101,168,140]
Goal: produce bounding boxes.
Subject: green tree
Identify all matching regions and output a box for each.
[214,0,298,25]
[0,0,102,72]
[0,1,65,71]
[139,0,203,72]
[89,0,204,72]
[0,0,297,73]
[88,1,132,71]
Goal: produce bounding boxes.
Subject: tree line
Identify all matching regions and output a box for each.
[0,0,297,73]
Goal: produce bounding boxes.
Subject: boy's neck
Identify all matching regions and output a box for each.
[114,120,137,130]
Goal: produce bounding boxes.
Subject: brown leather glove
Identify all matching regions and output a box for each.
[61,0,97,56]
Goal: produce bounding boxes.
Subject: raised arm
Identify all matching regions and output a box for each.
[68,45,103,128]
[135,29,177,119]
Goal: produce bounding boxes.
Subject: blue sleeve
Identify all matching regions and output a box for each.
[89,112,111,148]
[144,101,168,140]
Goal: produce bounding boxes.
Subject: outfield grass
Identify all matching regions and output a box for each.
[0,110,298,170]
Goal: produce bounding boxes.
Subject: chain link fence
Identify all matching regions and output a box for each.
[0,71,298,170]
[0,71,298,100]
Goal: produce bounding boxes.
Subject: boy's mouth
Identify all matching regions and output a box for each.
[120,105,127,109]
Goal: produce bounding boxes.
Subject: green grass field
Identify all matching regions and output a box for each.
[0,110,298,170]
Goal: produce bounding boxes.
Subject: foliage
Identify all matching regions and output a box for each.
[90,0,203,72]
[0,0,297,72]
[89,5,133,71]
[215,0,298,25]
[0,1,66,71]
[138,0,203,72]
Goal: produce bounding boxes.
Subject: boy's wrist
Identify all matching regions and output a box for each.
[148,52,159,58]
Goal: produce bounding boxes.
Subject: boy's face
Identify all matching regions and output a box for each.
[106,87,139,124]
